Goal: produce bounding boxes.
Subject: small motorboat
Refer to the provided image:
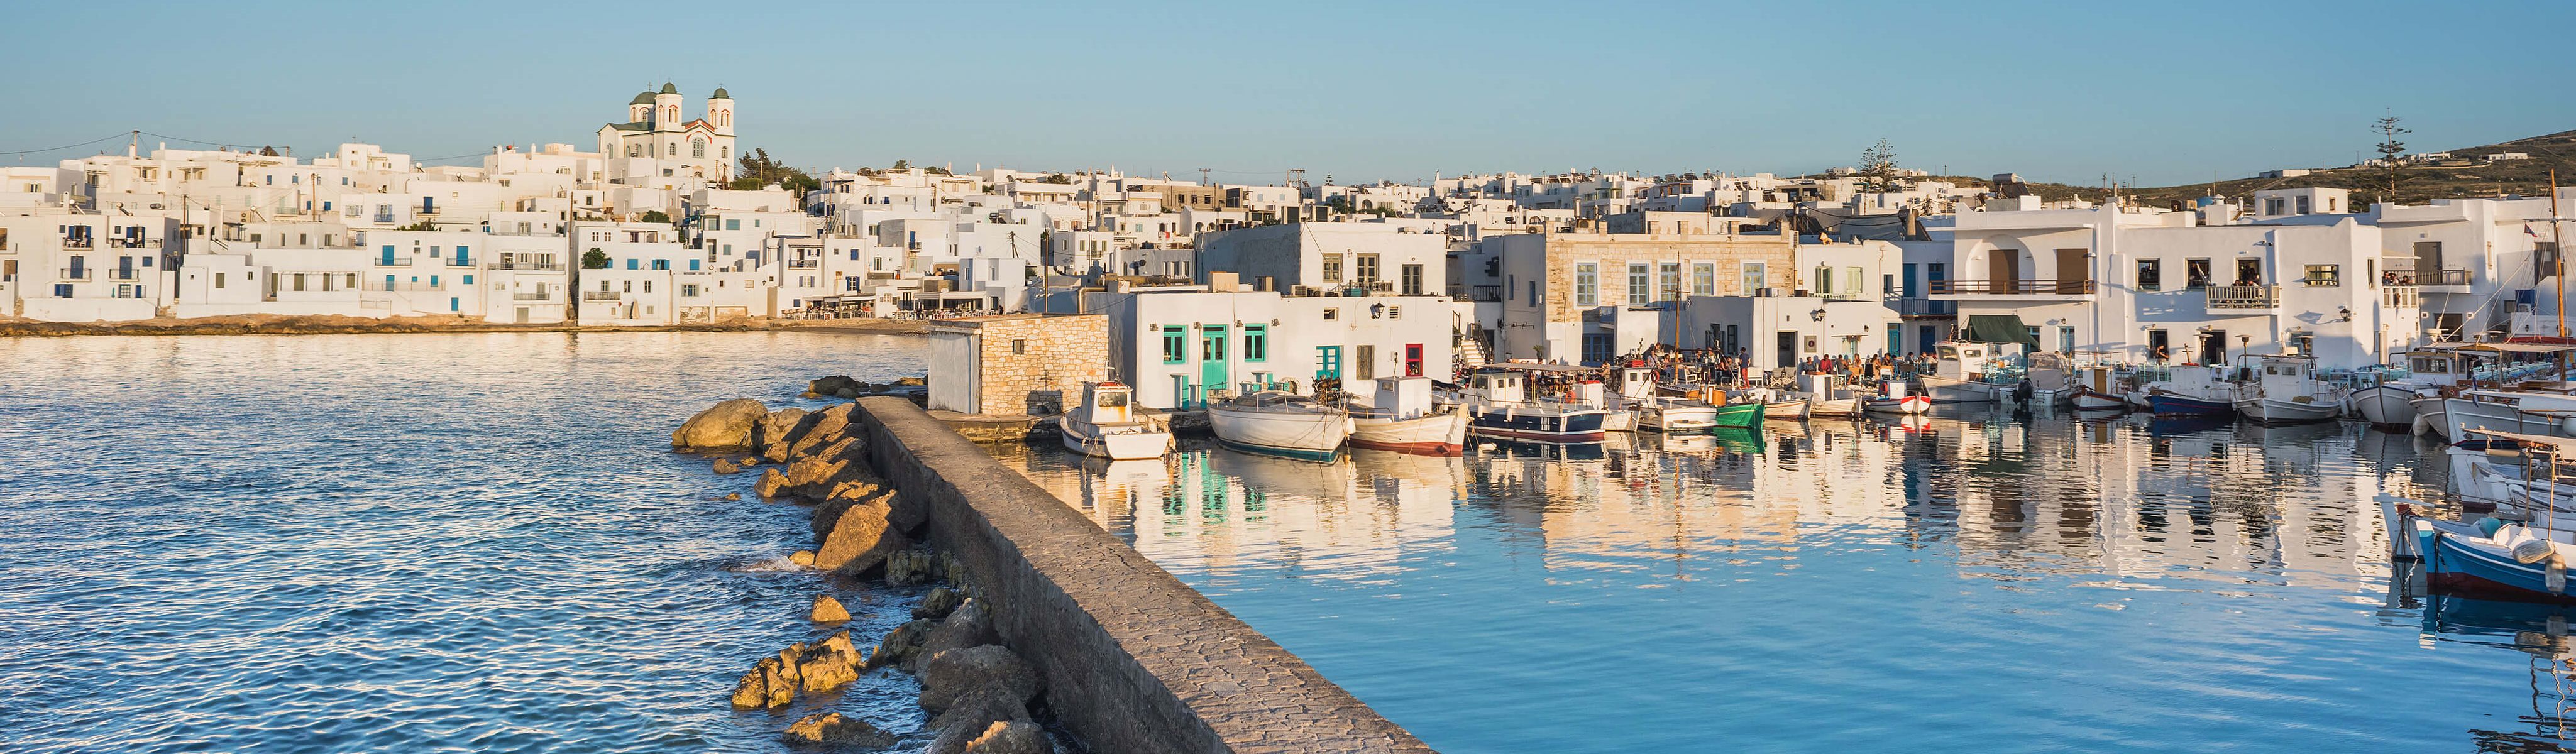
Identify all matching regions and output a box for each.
[1456,364,1610,444]
[2071,365,2128,411]
[1709,399,1766,428]
[1208,388,1350,462]
[1348,376,1470,456]
[1059,381,1173,461]
[1864,380,1930,415]
[2234,354,2346,425]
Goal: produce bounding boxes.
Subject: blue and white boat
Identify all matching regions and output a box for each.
[2142,364,2242,416]
[2422,518,2576,604]
[1455,364,1610,444]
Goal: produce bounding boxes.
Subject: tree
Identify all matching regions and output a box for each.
[891,159,912,171]
[2371,113,2414,205]
[1856,139,1905,193]
[639,210,671,224]
[735,148,821,194]
[1038,173,1072,185]
[399,219,438,231]
[581,248,610,270]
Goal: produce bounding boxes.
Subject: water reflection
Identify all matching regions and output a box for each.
[991,413,2572,752]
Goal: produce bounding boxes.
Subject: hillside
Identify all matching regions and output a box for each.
[1927,129,2576,209]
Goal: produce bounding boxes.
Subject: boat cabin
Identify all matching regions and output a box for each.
[1932,341,1995,382]
[1078,381,1137,426]
[1369,376,1439,420]
[2252,354,2324,397]
[1466,371,1527,405]
[1614,367,1657,400]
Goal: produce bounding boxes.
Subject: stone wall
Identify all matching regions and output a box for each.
[850,396,1434,754]
[930,314,1108,415]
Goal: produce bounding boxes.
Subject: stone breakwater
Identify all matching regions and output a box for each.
[674,397,1062,753]
[847,396,1438,754]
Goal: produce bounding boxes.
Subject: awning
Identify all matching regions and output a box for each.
[1963,314,2040,349]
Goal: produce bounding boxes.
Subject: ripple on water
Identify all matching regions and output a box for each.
[0,332,926,754]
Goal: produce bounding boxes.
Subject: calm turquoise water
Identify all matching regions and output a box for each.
[0,333,925,754]
[996,415,2576,753]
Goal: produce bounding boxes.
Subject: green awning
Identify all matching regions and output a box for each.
[1964,314,2040,349]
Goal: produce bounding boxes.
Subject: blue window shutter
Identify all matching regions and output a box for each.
[627,259,637,270]
[463,275,473,285]
[430,275,439,287]
[689,260,700,271]
[449,298,458,311]
[456,245,469,262]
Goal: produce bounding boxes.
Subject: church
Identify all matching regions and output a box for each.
[597,82,735,183]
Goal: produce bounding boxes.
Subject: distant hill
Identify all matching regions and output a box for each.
[1926,129,2576,210]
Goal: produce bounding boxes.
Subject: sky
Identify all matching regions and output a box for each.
[6,1,2573,187]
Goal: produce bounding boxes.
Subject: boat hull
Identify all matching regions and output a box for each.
[2426,521,2576,604]
[1709,402,1765,428]
[1865,396,1932,414]
[1060,419,1173,461]
[1808,396,1862,417]
[1919,375,2000,404]
[2235,396,2340,425]
[1600,408,1636,432]
[1208,405,1348,461]
[1350,410,1470,456]
[1641,403,1722,434]
[1761,399,1810,420]
[2352,385,2419,429]
[1467,405,1609,444]
[2147,393,2235,416]
[2071,388,2127,411]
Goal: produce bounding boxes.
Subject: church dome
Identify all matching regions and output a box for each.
[710,87,730,99]
[629,91,655,105]
[659,82,678,94]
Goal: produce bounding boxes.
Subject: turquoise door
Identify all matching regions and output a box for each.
[1315,346,1342,381]
[1199,326,1230,392]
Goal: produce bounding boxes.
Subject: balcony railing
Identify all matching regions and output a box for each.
[512,292,554,301]
[373,214,396,224]
[2206,284,2280,309]
[788,259,820,269]
[581,291,623,302]
[59,268,91,281]
[1898,298,1957,317]
[63,238,92,248]
[108,270,139,281]
[2418,269,2471,287]
[1927,279,2095,295]
[489,261,566,271]
[2384,285,2420,309]
[446,258,475,267]
[374,256,416,266]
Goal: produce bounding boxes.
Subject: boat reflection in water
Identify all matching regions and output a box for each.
[985,414,2574,752]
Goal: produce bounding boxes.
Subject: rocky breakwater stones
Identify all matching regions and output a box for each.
[728,631,866,710]
[673,398,769,452]
[809,595,850,624]
[780,712,896,748]
[918,645,1047,754]
[803,374,930,400]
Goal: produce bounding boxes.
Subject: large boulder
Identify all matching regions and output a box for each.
[779,449,857,499]
[756,408,811,452]
[712,458,741,475]
[781,712,894,748]
[673,399,768,451]
[866,619,934,670]
[927,686,1032,754]
[729,653,800,709]
[796,631,863,694]
[779,403,857,462]
[754,467,791,499]
[811,480,886,538]
[917,645,1042,712]
[908,598,998,673]
[809,595,850,623]
[814,501,910,576]
[913,586,964,621]
[808,376,857,397]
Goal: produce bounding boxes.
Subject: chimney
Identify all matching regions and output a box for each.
[1208,271,1241,292]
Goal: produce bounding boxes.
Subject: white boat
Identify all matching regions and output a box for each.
[1454,363,1612,444]
[1348,376,1470,456]
[1760,393,1812,420]
[1059,381,1173,461]
[1208,389,1350,461]
[1919,341,2012,403]
[2440,385,2576,441]
[1864,380,1931,414]
[2071,365,2128,411]
[2357,344,2494,430]
[2024,352,2078,407]
[1792,373,1864,417]
[2233,354,2347,424]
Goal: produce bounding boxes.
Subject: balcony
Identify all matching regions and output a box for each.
[2415,268,2472,294]
[1926,278,2095,300]
[59,268,92,281]
[63,237,92,249]
[513,292,554,302]
[374,256,416,267]
[1897,298,1957,317]
[788,259,820,269]
[447,258,475,268]
[2206,284,2280,312]
[373,214,396,224]
[581,290,623,302]
[489,261,566,271]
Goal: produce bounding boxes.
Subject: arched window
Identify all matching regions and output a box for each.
[668,143,676,156]
[720,146,730,160]
[627,145,640,158]
[667,106,678,121]
[692,140,705,158]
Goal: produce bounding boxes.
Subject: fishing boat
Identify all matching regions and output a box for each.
[1206,388,1350,461]
[1864,380,1931,414]
[2233,354,2347,424]
[2360,343,2563,432]
[2071,364,2128,411]
[1797,373,1865,417]
[1709,398,1766,428]
[1758,388,1812,420]
[2421,518,2576,603]
[1348,376,1470,455]
[1917,341,2015,403]
[1612,367,1720,434]
[2023,352,2077,407]
[1059,381,1173,461]
[2450,430,2576,513]
[2142,364,2242,416]
[1455,363,1611,444]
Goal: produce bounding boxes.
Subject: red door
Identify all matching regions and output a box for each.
[1404,344,1424,376]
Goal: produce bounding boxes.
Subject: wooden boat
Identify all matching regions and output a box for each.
[1920,341,2011,403]
[1709,400,1765,428]
[1864,380,1930,414]
[1059,381,1173,461]
[1456,364,1610,444]
[1208,389,1350,461]
[2233,354,2347,425]
[1348,376,1470,455]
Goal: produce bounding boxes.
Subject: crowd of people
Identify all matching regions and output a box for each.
[1472,345,1944,390]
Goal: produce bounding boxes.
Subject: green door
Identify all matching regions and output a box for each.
[1200,325,1230,392]
[1316,346,1341,381]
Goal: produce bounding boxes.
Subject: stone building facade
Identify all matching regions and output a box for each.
[927,314,1109,415]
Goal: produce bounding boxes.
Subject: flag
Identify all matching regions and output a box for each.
[2530,223,2542,238]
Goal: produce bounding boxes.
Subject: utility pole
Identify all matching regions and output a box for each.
[2554,168,2565,339]
[1198,167,1210,187]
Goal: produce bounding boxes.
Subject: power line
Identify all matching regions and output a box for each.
[0,131,133,156]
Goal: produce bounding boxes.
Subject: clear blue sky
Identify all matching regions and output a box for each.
[8,1,2571,187]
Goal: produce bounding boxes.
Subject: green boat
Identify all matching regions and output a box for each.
[1710,401,1765,429]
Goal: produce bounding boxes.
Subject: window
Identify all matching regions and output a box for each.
[692,140,706,158]
[2296,196,2311,214]
[651,260,669,271]
[461,275,473,285]
[1813,266,1834,296]
[2303,264,2340,287]
[1659,263,1680,302]
[1243,325,1267,361]
[214,273,225,289]
[2235,258,2262,285]
[1693,263,1715,296]
[1355,254,1380,283]
[1574,263,1598,306]
[1201,329,1225,361]
[681,284,699,297]
[1161,326,1186,363]
[2137,260,2162,291]
[1629,263,1650,302]
[2184,258,2211,289]
[1322,308,1338,321]
[1404,344,1424,376]
[1400,263,1424,295]
[1011,339,1028,355]
[726,219,740,231]
[1741,263,1766,293]
[1355,344,1376,380]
